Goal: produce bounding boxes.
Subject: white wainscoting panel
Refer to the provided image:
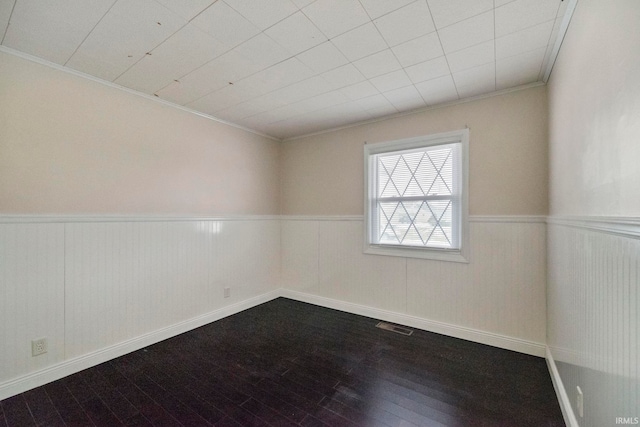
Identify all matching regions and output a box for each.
[547,219,639,427]
[318,220,407,313]
[65,221,211,357]
[211,219,280,305]
[0,223,65,384]
[407,221,547,344]
[0,216,280,399]
[281,216,547,355]
[281,220,319,291]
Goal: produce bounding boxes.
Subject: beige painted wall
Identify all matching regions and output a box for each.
[546,2,640,426]
[0,51,280,215]
[548,0,640,216]
[280,85,548,216]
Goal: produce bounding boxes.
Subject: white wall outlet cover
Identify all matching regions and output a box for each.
[31,338,48,356]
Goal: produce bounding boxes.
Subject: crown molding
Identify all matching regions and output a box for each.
[0,46,281,142]
[543,0,579,82]
[282,81,546,142]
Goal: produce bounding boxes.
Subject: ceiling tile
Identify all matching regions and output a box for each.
[452,62,496,98]
[355,93,395,110]
[331,23,387,61]
[255,104,301,123]
[232,33,291,71]
[358,0,414,20]
[264,11,326,56]
[373,1,435,47]
[292,0,315,8]
[426,0,493,29]
[236,57,313,96]
[115,23,225,94]
[438,10,493,54]
[383,85,426,111]
[244,107,292,126]
[154,0,215,21]
[266,76,333,105]
[65,0,185,81]
[212,105,252,123]
[366,103,399,118]
[340,81,380,100]
[186,83,254,114]
[0,0,15,41]
[446,40,494,73]
[155,49,260,105]
[191,0,260,49]
[405,56,450,84]
[293,90,350,113]
[495,0,516,6]
[302,0,369,38]
[3,0,116,65]
[495,0,560,38]
[452,60,494,88]
[321,63,366,90]
[353,49,401,79]
[391,32,443,67]
[295,41,348,74]
[216,94,289,121]
[328,102,372,121]
[496,47,546,89]
[415,75,459,105]
[370,69,412,92]
[496,20,553,59]
[224,0,298,30]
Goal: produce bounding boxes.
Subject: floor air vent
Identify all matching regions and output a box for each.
[376,322,413,336]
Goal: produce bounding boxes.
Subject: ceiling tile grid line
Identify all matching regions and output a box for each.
[1,0,571,139]
[0,0,16,44]
[422,0,460,104]
[62,0,118,68]
[159,0,448,107]
[155,1,397,109]
[358,0,431,110]
[204,0,410,120]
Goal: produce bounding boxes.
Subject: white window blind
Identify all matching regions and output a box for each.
[364,130,469,262]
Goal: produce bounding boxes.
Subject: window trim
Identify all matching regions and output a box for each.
[363,129,469,263]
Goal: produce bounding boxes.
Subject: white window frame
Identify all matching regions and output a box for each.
[363,129,469,263]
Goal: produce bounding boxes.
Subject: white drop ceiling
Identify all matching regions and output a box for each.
[0,0,569,139]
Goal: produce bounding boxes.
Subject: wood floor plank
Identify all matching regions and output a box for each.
[0,298,564,426]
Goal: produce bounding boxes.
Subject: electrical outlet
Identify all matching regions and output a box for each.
[31,338,48,356]
[576,386,584,418]
[224,287,231,298]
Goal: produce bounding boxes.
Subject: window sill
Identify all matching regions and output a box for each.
[364,244,469,263]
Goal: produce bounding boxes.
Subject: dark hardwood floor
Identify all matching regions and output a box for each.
[1,298,565,426]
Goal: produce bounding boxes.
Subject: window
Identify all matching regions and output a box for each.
[364,129,469,262]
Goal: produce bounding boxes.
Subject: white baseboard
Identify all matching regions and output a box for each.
[280,289,546,357]
[0,290,280,401]
[1,287,548,401]
[546,346,580,427]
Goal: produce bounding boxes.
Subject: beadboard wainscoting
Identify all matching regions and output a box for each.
[280,215,548,357]
[547,217,640,427]
[0,216,281,400]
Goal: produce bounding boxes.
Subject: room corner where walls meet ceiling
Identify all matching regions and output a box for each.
[0,0,576,140]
